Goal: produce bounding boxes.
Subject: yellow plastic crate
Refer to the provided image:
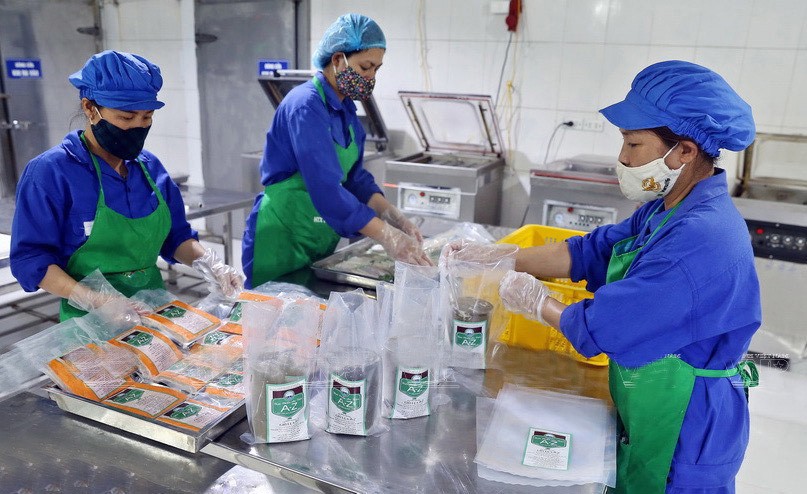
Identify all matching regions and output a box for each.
[497,224,608,366]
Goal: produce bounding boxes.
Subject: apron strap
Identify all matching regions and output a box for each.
[692,360,759,388]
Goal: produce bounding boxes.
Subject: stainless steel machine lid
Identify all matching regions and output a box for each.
[736,132,807,204]
[398,91,504,157]
[531,154,619,185]
[258,69,389,152]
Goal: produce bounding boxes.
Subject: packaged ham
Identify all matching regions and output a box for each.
[102,382,187,418]
[142,300,221,346]
[44,343,137,401]
[108,325,183,379]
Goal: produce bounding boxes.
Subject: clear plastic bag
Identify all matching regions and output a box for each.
[318,289,386,436]
[440,242,518,369]
[242,297,322,444]
[378,262,445,419]
[475,385,616,487]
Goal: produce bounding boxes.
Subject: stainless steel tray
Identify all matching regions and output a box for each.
[311,237,391,290]
[46,385,245,453]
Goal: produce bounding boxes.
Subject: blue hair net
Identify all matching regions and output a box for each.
[69,50,164,111]
[311,14,386,70]
[600,60,755,157]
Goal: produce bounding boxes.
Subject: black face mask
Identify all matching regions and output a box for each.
[91,112,150,160]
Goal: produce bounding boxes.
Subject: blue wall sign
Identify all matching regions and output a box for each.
[6,59,42,79]
[258,59,289,76]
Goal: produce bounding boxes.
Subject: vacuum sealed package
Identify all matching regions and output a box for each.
[440,242,518,369]
[319,289,385,436]
[218,291,283,335]
[475,385,616,487]
[141,300,221,347]
[156,343,239,393]
[102,381,187,418]
[107,325,183,379]
[156,398,231,432]
[242,297,321,444]
[378,263,444,419]
[44,343,137,401]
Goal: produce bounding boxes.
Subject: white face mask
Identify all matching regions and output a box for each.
[616,143,684,202]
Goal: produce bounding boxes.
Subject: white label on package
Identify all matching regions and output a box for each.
[156,305,213,335]
[327,374,367,435]
[391,366,430,419]
[161,401,222,430]
[120,330,177,372]
[83,370,127,400]
[105,387,180,416]
[522,427,571,470]
[266,379,309,442]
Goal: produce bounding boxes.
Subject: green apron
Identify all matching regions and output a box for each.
[605,203,758,493]
[59,134,171,321]
[250,76,359,285]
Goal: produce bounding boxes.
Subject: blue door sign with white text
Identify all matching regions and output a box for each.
[6,59,42,79]
[258,59,289,76]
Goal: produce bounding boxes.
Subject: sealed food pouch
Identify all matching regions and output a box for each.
[45,343,135,401]
[141,300,221,347]
[218,291,283,335]
[242,297,321,444]
[157,398,231,432]
[319,289,385,436]
[440,242,518,370]
[103,381,187,418]
[108,325,183,379]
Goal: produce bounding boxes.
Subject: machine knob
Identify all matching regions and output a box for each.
[553,213,565,226]
[407,193,417,205]
[796,237,806,247]
[783,236,793,245]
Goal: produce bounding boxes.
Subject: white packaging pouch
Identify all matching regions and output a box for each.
[475,385,616,486]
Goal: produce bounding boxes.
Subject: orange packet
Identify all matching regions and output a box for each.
[45,344,132,401]
[142,300,221,345]
[102,382,187,418]
[108,325,183,378]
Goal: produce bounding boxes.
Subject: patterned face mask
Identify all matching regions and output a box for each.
[333,54,375,100]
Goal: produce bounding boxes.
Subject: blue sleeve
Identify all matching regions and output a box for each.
[288,106,376,237]
[10,160,68,291]
[141,152,198,263]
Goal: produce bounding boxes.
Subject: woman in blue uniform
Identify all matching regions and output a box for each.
[497,61,761,493]
[10,51,243,320]
[242,14,430,288]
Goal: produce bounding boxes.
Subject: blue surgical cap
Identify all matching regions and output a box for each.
[600,60,755,157]
[311,14,386,70]
[69,50,164,111]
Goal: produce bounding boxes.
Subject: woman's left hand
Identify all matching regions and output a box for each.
[192,248,244,299]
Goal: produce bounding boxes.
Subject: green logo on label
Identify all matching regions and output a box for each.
[455,329,483,347]
[204,331,228,345]
[168,403,201,419]
[123,330,153,347]
[111,388,144,404]
[229,302,243,322]
[532,433,567,448]
[214,373,243,387]
[331,386,362,412]
[399,372,428,398]
[160,306,187,318]
[271,389,304,417]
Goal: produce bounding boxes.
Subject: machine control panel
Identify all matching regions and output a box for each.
[397,182,462,220]
[746,219,807,264]
[543,200,618,232]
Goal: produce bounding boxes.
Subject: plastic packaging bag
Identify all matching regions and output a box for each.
[141,300,222,347]
[475,385,616,487]
[43,342,138,401]
[242,297,322,444]
[107,325,184,379]
[440,242,518,369]
[318,289,386,436]
[421,221,495,262]
[379,262,445,419]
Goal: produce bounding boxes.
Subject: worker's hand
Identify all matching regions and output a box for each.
[67,285,151,315]
[439,240,519,269]
[377,222,432,266]
[380,206,423,244]
[192,248,244,299]
[498,270,550,325]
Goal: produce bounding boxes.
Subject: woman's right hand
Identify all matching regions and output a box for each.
[377,222,432,266]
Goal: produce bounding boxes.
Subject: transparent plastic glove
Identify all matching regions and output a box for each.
[67,285,151,315]
[380,206,423,244]
[439,240,519,269]
[498,270,550,325]
[192,248,245,299]
[377,222,432,266]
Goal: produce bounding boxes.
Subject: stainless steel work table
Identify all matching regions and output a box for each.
[201,345,611,494]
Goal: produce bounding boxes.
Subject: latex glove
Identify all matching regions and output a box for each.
[498,270,550,324]
[377,222,433,266]
[380,206,423,244]
[67,285,151,315]
[192,248,244,299]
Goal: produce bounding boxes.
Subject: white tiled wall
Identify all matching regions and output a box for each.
[311,0,807,184]
[99,0,203,185]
